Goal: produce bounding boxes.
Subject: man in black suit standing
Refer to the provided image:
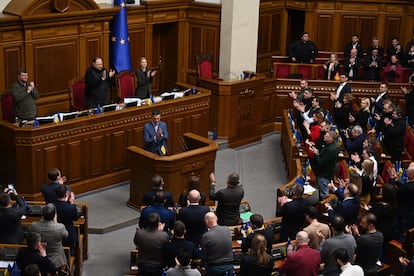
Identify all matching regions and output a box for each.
[330,74,352,104]
[344,34,364,58]
[177,189,210,247]
[209,172,244,226]
[142,174,174,207]
[370,82,390,117]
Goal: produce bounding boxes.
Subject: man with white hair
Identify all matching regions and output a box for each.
[200,212,233,276]
[278,231,321,276]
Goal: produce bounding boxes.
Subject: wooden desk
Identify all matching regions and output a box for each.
[199,75,265,148]
[0,86,211,199]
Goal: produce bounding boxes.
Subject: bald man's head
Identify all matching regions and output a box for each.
[204,212,218,228]
[295,231,310,246]
[188,189,201,204]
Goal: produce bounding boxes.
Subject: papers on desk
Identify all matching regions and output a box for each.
[0,261,14,268]
[303,184,316,195]
[124,97,142,106]
[161,88,191,99]
[58,112,79,122]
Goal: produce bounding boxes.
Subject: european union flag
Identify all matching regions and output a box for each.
[110,0,132,72]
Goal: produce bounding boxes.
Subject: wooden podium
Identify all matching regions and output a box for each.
[127,133,218,208]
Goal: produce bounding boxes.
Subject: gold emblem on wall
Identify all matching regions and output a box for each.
[51,0,70,13]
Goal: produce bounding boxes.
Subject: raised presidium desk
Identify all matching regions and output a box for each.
[127,132,218,208]
[0,83,211,200]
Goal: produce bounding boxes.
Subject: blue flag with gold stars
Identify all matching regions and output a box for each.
[110,0,132,72]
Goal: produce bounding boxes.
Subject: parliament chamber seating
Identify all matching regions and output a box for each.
[116,70,137,100]
[68,78,87,111]
[0,93,14,123]
[20,201,88,276]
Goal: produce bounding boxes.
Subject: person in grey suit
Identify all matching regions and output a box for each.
[320,215,357,276]
[29,203,68,269]
[143,109,169,155]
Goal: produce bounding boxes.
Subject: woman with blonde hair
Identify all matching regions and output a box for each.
[324,53,341,80]
[240,234,273,276]
[351,159,375,206]
[358,97,371,132]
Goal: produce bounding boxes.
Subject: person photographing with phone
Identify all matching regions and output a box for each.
[0,184,28,244]
[85,56,115,108]
[12,69,40,122]
[135,57,157,99]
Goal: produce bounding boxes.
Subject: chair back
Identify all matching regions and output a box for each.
[1,93,14,123]
[68,78,87,111]
[116,70,137,99]
[197,53,213,79]
[296,64,313,79]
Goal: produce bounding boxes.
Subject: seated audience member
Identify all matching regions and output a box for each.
[278,184,307,241]
[386,36,405,63]
[241,213,274,254]
[139,190,175,231]
[0,188,27,244]
[134,213,169,276]
[177,189,210,247]
[54,185,79,255]
[344,34,364,58]
[287,31,318,63]
[343,48,362,80]
[333,248,364,276]
[343,125,366,156]
[333,93,354,131]
[371,184,398,249]
[163,221,197,268]
[358,97,371,132]
[364,48,382,82]
[200,212,234,276]
[29,203,68,269]
[349,213,383,276]
[350,159,375,206]
[320,215,357,276]
[325,183,360,225]
[323,53,341,80]
[209,172,244,226]
[278,231,321,276]
[303,206,331,250]
[16,232,57,276]
[41,168,74,204]
[143,174,174,207]
[240,234,273,276]
[178,175,206,207]
[166,247,201,276]
[384,54,403,83]
[401,74,414,126]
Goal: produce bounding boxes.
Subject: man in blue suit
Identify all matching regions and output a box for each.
[143,109,168,155]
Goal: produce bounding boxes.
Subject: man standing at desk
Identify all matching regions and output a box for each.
[144,109,168,155]
[12,69,39,121]
[84,57,115,108]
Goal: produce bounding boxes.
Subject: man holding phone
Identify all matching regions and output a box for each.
[0,185,28,243]
[84,56,115,108]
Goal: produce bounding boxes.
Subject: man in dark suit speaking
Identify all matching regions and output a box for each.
[143,109,168,155]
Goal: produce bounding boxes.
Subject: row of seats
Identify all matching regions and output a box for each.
[0,201,88,276]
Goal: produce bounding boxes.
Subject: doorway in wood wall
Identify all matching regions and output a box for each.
[152,22,179,94]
